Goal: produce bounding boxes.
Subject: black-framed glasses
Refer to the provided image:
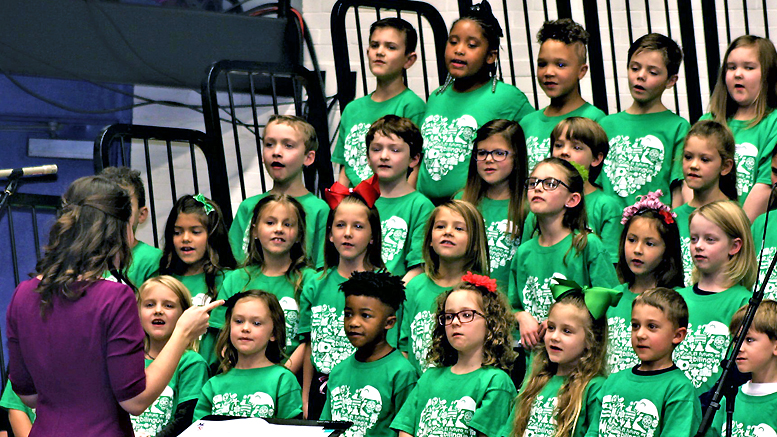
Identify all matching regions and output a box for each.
[475,149,510,162]
[525,177,571,191]
[438,310,485,326]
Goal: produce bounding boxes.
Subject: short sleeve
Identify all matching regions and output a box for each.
[390,382,422,435]
[332,105,348,166]
[508,251,527,312]
[0,380,34,423]
[298,276,317,339]
[228,200,253,262]
[659,383,701,437]
[592,196,624,264]
[582,377,605,437]
[406,197,434,268]
[176,353,210,404]
[392,367,419,417]
[586,236,620,288]
[468,373,517,437]
[756,115,777,185]
[105,286,147,402]
[193,379,215,422]
[275,370,303,419]
[670,119,691,185]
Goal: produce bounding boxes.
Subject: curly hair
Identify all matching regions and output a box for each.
[512,292,607,437]
[35,175,133,316]
[245,194,310,301]
[537,18,590,63]
[427,282,516,372]
[216,290,287,374]
[341,270,406,312]
[159,194,237,300]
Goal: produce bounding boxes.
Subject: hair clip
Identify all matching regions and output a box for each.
[324,175,381,210]
[193,193,215,215]
[550,277,622,320]
[568,160,589,182]
[620,190,676,225]
[461,271,497,293]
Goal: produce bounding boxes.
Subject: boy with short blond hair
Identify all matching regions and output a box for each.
[598,287,701,437]
[333,17,426,188]
[367,115,434,284]
[521,18,606,172]
[598,33,690,208]
[709,300,777,436]
[227,114,328,267]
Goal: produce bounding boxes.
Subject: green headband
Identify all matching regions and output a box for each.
[550,278,622,320]
[193,193,214,215]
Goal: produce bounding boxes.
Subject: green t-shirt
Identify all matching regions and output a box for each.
[213,266,317,356]
[752,211,777,300]
[501,375,604,437]
[598,366,700,437]
[674,285,751,396]
[508,232,619,322]
[375,191,435,277]
[132,350,208,436]
[173,271,225,305]
[584,190,624,264]
[417,81,534,200]
[605,283,640,374]
[521,102,607,173]
[0,380,35,424]
[674,203,696,287]
[193,365,302,421]
[333,89,426,187]
[700,110,777,201]
[321,350,419,437]
[298,268,355,374]
[598,110,690,208]
[391,366,517,437]
[398,273,449,374]
[227,192,329,268]
[710,384,777,437]
[128,240,162,288]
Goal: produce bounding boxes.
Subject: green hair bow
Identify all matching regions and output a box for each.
[550,278,622,320]
[193,193,214,215]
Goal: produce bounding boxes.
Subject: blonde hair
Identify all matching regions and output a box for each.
[634,287,688,329]
[137,275,196,351]
[512,293,607,437]
[689,201,756,290]
[730,300,777,340]
[422,200,489,279]
[266,114,319,153]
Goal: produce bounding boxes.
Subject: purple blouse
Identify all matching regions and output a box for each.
[7,278,146,436]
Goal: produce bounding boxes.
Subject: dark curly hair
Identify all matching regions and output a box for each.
[340,270,406,312]
[537,18,589,63]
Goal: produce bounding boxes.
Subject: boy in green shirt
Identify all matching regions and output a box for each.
[522,18,606,172]
[227,115,329,267]
[709,301,777,437]
[321,271,418,437]
[598,287,701,436]
[100,166,162,287]
[366,115,434,283]
[334,18,425,188]
[598,33,690,209]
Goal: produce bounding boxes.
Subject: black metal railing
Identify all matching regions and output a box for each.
[2,193,60,287]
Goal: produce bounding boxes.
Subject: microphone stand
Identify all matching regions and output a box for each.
[0,170,22,220]
[695,187,777,437]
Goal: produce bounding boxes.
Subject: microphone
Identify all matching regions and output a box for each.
[0,165,58,179]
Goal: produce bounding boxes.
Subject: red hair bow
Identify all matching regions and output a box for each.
[324,175,381,210]
[461,271,497,293]
[659,209,675,225]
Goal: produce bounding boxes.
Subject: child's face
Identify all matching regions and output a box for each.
[537,39,588,99]
[445,19,495,80]
[527,163,580,217]
[344,295,395,349]
[368,27,415,79]
[367,132,418,184]
[431,206,469,261]
[551,127,603,172]
[624,217,666,279]
[330,202,373,263]
[725,46,762,109]
[475,134,514,188]
[262,122,315,185]
[682,135,733,192]
[173,212,208,273]
[443,289,487,356]
[735,327,777,379]
[689,213,742,275]
[230,297,275,360]
[627,49,677,104]
[139,283,184,343]
[545,302,588,376]
[253,202,300,258]
[631,303,686,370]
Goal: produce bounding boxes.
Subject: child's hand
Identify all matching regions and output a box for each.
[516,311,543,349]
[175,300,225,341]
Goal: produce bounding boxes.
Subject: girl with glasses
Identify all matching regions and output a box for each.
[508,157,618,353]
[392,273,517,437]
[459,119,528,294]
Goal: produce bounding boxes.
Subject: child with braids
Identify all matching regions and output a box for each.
[504,280,622,437]
[392,273,517,437]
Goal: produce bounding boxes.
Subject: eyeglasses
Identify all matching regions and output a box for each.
[475,149,510,162]
[438,310,485,326]
[525,177,571,191]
